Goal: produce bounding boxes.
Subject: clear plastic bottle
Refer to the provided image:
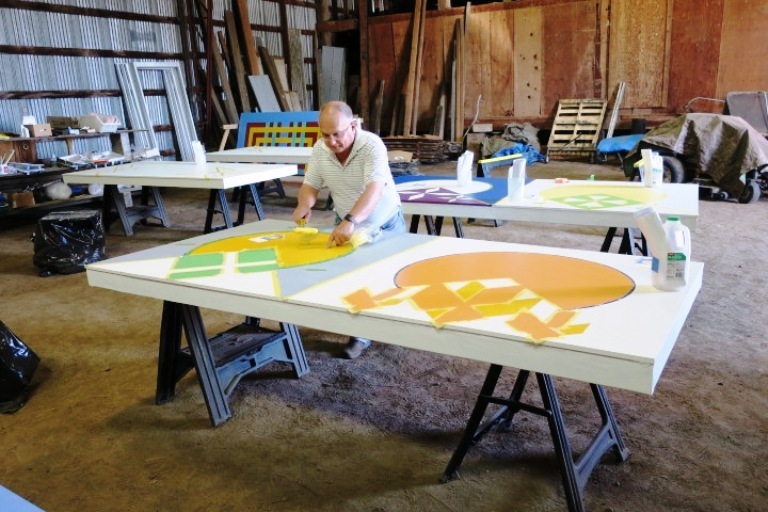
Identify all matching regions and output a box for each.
[507,158,526,202]
[651,217,691,291]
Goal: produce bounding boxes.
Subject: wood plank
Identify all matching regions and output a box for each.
[716,0,768,95]
[402,0,424,135]
[358,0,370,125]
[258,45,291,111]
[211,37,240,124]
[410,0,427,134]
[389,19,411,135]
[667,0,723,112]
[489,7,514,119]
[320,46,346,104]
[454,18,465,141]
[466,9,494,124]
[441,16,457,140]
[419,14,445,135]
[248,75,281,112]
[371,80,385,135]
[513,6,542,117]
[233,0,263,75]
[288,29,306,110]
[313,31,322,108]
[597,0,609,100]
[660,0,674,109]
[315,0,332,46]
[288,91,303,112]
[608,0,668,109]
[367,22,396,132]
[277,0,292,89]
[273,57,291,92]
[224,10,252,113]
[542,1,596,116]
[448,40,456,141]
[216,31,232,73]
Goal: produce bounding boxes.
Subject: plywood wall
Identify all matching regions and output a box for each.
[366,0,768,134]
[717,0,768,94]
[667,0,724,113]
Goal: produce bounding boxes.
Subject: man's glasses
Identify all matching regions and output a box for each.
[321,123,353,142]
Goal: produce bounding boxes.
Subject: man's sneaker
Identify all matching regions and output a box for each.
[343,337,371,359]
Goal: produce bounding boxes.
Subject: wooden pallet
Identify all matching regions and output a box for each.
[546,99,607,160]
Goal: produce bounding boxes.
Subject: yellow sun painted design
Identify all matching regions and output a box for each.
[168,231,354,280]
[342,252,634,343]
[540,184,667,210]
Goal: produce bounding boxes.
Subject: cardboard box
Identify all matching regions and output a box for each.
[47,116,82,131]
[11,191,35,208]
[24,123,52,138]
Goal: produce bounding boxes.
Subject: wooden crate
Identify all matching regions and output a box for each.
[546,99,607,160]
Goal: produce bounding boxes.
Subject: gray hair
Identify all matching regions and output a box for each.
[320,101,353,119]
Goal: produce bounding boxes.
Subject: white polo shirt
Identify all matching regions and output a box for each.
[303,129,401,229]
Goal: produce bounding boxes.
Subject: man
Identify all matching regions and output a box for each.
[293,101,406,359]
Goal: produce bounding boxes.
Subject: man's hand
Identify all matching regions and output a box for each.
[293,205,312,225]
[327,220,355,247]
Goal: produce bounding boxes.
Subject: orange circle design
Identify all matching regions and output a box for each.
[394,252,634,310]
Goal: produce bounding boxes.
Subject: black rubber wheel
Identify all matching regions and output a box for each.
[661,156,685,183]
[738,180,761,204]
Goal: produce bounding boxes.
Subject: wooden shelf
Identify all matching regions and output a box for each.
[0,130,145,227]
[0,129,144,162]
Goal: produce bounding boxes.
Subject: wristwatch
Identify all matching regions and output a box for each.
[343,213,358,225]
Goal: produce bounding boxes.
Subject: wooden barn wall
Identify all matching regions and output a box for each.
[365,0,768,133]
[667,0,724,113]
[606,0,672,110]
[716,0,768,95]
[541,1,597,117]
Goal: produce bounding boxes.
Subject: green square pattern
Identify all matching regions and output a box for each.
[550,194,644,210]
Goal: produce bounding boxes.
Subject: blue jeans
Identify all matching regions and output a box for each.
[334,206,406,235]
[380,206,406,234]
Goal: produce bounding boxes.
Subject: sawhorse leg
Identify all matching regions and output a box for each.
[409,215,465,238]
[103,184,169,236]
[155,301,309,427]
[235,183,265,224]
[441,365,630,512]
[207,185,267,233]
[601,227,647,255]
[204,189,234,233]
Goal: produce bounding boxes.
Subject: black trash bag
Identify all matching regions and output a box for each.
[0,320,40,414]
[31,210,107,276]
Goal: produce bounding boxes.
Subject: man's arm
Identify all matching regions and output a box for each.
[293,183,320,224]
[347,181,385,222]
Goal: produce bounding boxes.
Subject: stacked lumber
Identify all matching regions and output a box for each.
[382,135,449,163]
[194,0,305,149]
[386,2,467,143]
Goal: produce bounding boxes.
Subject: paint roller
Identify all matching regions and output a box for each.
[294,226,318,235]
[294,218,318,235]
